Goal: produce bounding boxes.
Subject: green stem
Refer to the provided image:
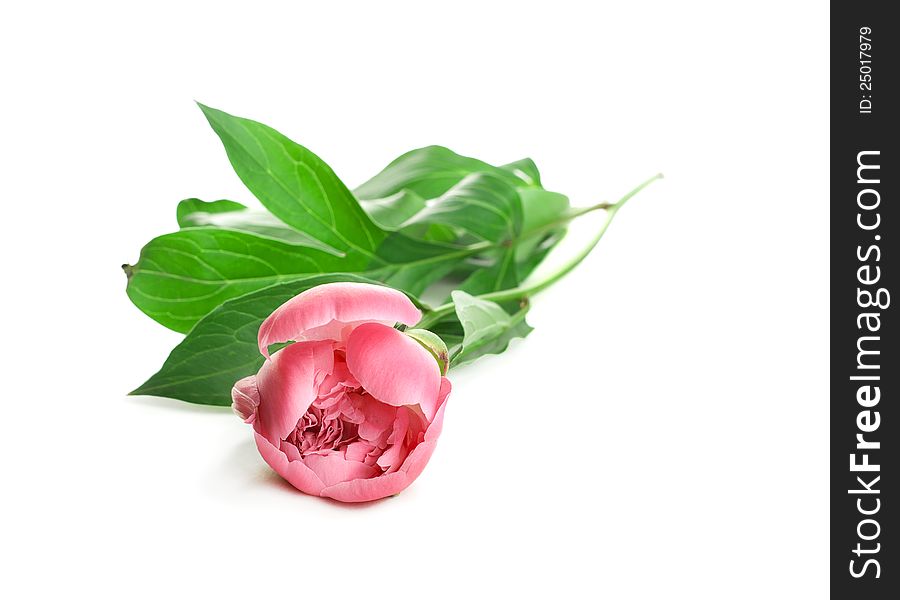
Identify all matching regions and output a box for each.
[391,198,614,273]
[518,200,614,242]
[417,173,663,328]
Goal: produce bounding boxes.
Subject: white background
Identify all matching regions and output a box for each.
[1,1,828,598]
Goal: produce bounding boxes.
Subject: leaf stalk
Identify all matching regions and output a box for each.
[416,173,663,329]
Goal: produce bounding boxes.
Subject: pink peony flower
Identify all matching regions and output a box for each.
[232,282,451,502]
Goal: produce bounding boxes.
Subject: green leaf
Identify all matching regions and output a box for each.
[450,290,533,366]
[500,158,542,187]
[426,318,465,353]
[198,103,386,257]
[176,198,247,227]
[169,189,569,306]
[515,188,571,275]
[131,274,388,405]
[458,249,519,298]
[365,233,481,296]
[177,198,337,248]
[519,189,570,235]
[404,173,523,243]
[356,149,547,248]
[125,226,491,332]
[125,228,353,333]
[359,190,426,230]
[128,111,564,334]
[401,174,530,298]
[355,190,459,243]
[354,148,564,284]
[516,229,567,282]
[354,145,535,200]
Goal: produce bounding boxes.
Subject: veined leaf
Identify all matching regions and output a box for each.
[405,173,523,243]
[177,198,336,249]
[128,110,567,336]
[131,274,390,405]
[198,103,386,257]
[450,290,533,366]
[354,145,537,200]
[366,233,483,296]
[125,228,354,333]
[359,190,427,229]
[355,147,565,279]
[456,246,519,296]
[362,191,460,243]
[125,227,489,332]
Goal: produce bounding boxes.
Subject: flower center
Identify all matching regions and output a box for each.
[278,355,427,476]
[283,388,366,458]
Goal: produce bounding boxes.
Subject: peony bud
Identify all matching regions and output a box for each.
[403,328,450,376]
[231,282,451,503]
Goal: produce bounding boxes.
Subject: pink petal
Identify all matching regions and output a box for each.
[254,432,325,496]
[316,354,358,396]
[321,381,450,503]
[231,375,260,423]
[345,323,442,421]
[302,452,381,487]
[258,282,422,357]
[377,408,412,472]
[344,441,376,462]
[322,470,411,503]
[255,341,334,442]
[356,397,398,443]
[280,441,302,461]
[397,378,450,477]
[426,378,451,440]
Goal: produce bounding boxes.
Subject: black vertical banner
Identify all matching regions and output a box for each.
[831,2,898,597]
